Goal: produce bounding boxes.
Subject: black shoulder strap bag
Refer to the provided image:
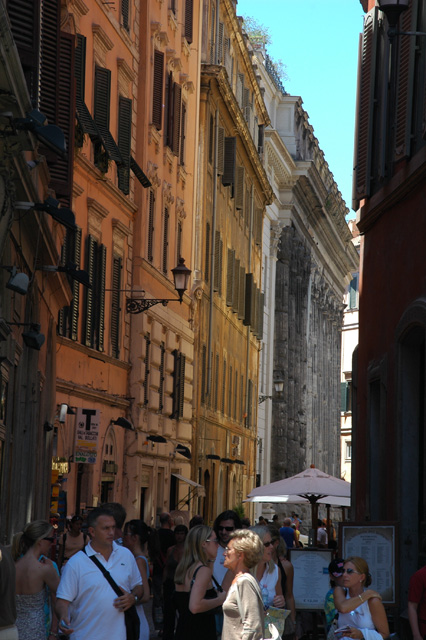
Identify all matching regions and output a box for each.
[85,552,140,640]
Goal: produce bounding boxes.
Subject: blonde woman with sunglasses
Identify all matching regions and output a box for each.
[333,557,389,640]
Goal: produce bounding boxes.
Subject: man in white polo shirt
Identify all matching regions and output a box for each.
[56,506,143,640]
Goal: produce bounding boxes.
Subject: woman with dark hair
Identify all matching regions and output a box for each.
[333,557,388,640]
[123,519,158,640]
[269,526,296,638]
[174,525,226,640]
[12,520,60,640]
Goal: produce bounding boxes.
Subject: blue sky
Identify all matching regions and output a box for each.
[238,0,364,214]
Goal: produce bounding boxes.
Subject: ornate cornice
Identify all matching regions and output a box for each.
[201,65,274,205]
[147,161,161,188]
[117,58,135,97]
[92,23,114,67]
[162,181,174,206]
[176,198,186,220]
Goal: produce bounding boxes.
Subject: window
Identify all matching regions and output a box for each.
[121,0,129,31]
[111,256,122,359]
[205,222,210,283]
[348,273,359,309]
[84,235,106,351]
[93,67,125,173]
[213,230,223,294]
[144,335,151,406]
[341,380,352,413]
[152,50,164,130]
[162,207,169,275]
[58,227,82,341]
[118,97,132,195]
[184,0,193,43]
[180,102,187,165]
[345,441,352,461]
[172,350,186,419]
[147,190,155,262]
[159,342,165,412]
[165,80,181,155]
[201,345,207,405]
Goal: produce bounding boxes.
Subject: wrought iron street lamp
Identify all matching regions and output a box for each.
[126,257,191,314]
[378,0,426,38]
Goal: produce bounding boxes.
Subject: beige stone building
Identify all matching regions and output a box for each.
[191,0,273,523]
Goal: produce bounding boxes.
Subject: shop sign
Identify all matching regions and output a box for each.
[75,408,100,463]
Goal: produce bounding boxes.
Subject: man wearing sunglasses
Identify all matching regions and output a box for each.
[212,510,242,587]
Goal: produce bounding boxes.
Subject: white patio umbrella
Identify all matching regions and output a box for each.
[246,465,351,543]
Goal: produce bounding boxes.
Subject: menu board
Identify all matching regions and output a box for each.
[290,549,333,610]
[340,523,396,605]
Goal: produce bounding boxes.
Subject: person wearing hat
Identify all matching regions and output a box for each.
[57,517,88,570]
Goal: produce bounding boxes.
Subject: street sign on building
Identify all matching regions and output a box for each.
[75,408,100,463]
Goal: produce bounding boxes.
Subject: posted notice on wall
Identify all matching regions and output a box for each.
[340,523,396,604]
[75,408,100,464]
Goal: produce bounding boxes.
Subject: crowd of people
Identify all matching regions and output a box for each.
[0,504,417,640]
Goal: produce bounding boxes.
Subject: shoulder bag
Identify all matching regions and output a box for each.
[86,553,140,640]
[235,574,280,640]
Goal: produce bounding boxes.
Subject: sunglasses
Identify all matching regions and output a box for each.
[44,537,55,543]
[218,526,234,532]
[206,538,219,544]
[263,541,273,548]
[342,568,361,575]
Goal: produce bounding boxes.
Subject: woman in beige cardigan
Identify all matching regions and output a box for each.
[222,530,264,640]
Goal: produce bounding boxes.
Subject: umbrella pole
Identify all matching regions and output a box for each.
[310,499,318,547]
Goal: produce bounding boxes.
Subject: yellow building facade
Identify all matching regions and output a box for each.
[192,0,273,522]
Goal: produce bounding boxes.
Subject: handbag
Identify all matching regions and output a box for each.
[86,553,140,640]
[235,575,280,640]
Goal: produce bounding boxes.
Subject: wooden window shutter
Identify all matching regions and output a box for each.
[201,344,207,404]
[71,227,82,341]
[172,350,186,419]
[184,0,193,44]
[118,97,132,195]
[341,381,349,412]
[180,102,186,165]
[144,335,151,405]
[354,8,378,205]
[240,373,244,422]
[235,166,245,210]
[228,364,232,417]
[234,369,238,420]
[238,265,245,320]
[247,380,253,428]
[394,4,416,160]
[226,248,235,307]
[209,3,215,63]
[94,67,123,164]
[233,257,240,313]
[213,230,222,293]
[159,342,165,412]
[257,291,264,340]
[244,273,254,326]
[148,190,155,262]
[165,71,173,147]
[152,50,164,130]
[97,244,107,352]
[214,353,219,411]
[205,222,210,283]
[49,32,76,205]
[172,83,182,156]
[222,137,236,187]
[111,256,122,359]
[121,0,130,31]
[237,73,244,107]
[74,35,101,143]
[39,0,60,129]
[162,207,169,274]
[208,115,214,164]
[349,274,358,309]
[218,22,224,64]
[222,359,226,414]
[258,124,264,153]
[217,126,225,175]
[176,221,183,263]
[7,0,40,103]
[84,235,97,347]
[179,354,186,418]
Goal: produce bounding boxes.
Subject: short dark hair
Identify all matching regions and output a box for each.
[101,503,127,528]
[87,507,115,530]
[213,510,242,536]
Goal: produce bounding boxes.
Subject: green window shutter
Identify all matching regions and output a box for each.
[238,264,245,320]
[162,207,169,275]
[84,235,96,347]
[234,370,238,420]
[121,0,129,31]
[205,222,210,283]
[213,230,221,292]
[214,353,219,411]
[144,335,151,405]
[235,166,245,210]
[208,114,214,164]
[172,350,186,419]
[222,359,226,414]
[184,0,193,43]
[97,244,107,352]
[111,256,122,359]
[40,0,60,126]
[159,342,165,412]
[228,364,232,418]
[201,344,207,405]
[7,0,40,104]
[222,137,236,187]
[152,50,164,130]
[217,126,225,175]
[247,379,253,428]
[172,83,182,156]
[179,354,186,418]
[94,67,123,164]
[165,71,173,147]
[257,291,264,341]
[180,102,186,165]
[244,273,254,326]
[75,35,102,144]
[226,248,235,307]
[233,258,240,313]
[341,382,349,412]
[349,274,358,309]
[148,190,155,262]
[218,21,224,64]
[118,97,132,195]
[71,227,82,341]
